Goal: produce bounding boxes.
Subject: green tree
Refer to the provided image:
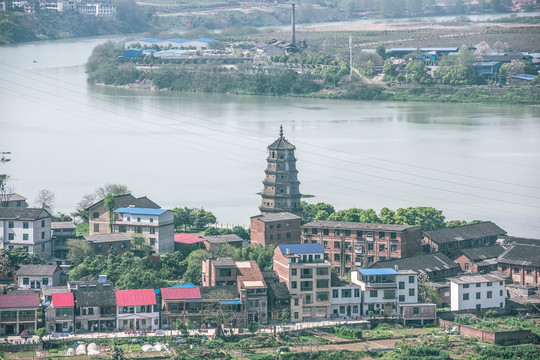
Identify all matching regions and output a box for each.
[232,226,250,240]
[193,209,217,229]
[66,238,93,267]
[104,194,115,233]
[111,344,126,360]
[36,327,47,341]
[418,271,442,307]
[248,320,259,339]
[175,319,188,335]
[376,44,386,60]
[0,247,44,267]
[172,207,195,231]
[183,249,211,285]
[73,183,130,221]
[395,207,445,231]
[379,207,396,224]
[34,189,55,213]
[382,59,397,82]
[405,61,430,84]
[281,309,290,324]
[130,234,153,257]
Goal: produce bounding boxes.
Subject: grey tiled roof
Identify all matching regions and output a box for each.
[252,212,301,222]
[267,282,290,300]
[51,221,75,229]
[267,136,295,150]
[370,252,459,273]
[457,245,505,261]
[448,272,506,285]
[84,233,132,243]
[74,288,116,307]
[87,194,160,211]
[200,285,238,300]
[16,265,60,276]
[204,234,244,244]
[499,236,540,247]
[0,193,26,202]
[0,208,50,220]
[498,244,540,267]
[211,258,236,267]
[303,220,419,232]
[423,222,506,244]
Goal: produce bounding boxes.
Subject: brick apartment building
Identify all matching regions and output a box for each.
[301,221,421,275]
[273,244,331,322]
[250,212,301,246]
[497,243,540,286]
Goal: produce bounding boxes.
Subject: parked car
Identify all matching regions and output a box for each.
[20,330,31,339]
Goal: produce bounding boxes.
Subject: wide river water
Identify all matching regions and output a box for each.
[1,36,539,237]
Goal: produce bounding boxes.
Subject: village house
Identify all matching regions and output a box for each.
[45,292,75,334]
[0,207,52,258]
[448,272,506,311]
[273,243,331,322]
[351,268,419,317]
[421,222,506,255]
[203,234,246,252]
[451,245,505,274]
[236,260,268,325]
[0,293,40,336]
[116,289,159,331]
[87,194,159,236]
[399,303,437,326]
[250,212,301,246]
[263,272,291,323]
[0,193,27,208]
[16,264,63,289]
[301,220,422,275]
[160,286,203,329]
[83,233,132,256]
[497,243,540,286]
[329,272,362,319]
[70,279,116,332]
[113,207,175,254]
[174,233,204,252]
[199,285,246,329]
[202,258,238,287]
[51,221,76,261]
[369,252,460,282]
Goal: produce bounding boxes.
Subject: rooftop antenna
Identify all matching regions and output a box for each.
[0,152,11,164]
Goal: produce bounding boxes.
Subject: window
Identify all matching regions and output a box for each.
[323,241,328,248]
[409,288,415,296]
[127,217,130,221]
[463,284,469,289]
[316,268,329,276]
[150,227,156,234]
[93,212,99,219]
[476,283,481,287]
[316,292,329,301]
[499,281,503,285]
[413,307,419,315]
[277,234,282,240]
[368,244,374,251]
[291,269,297,276]
[334,230,340,236]
[487,282,492,287]
[332,289,339,298]
[287,232,291,238]
[23,277,29,285]
[316,280,328,288]
[463,293,469,300]
[8,233,14,240]
[119,226,126,233]
[501,266,507,271]
[323,229,329,235]
[300,281,313,291]
[42,278,49,286]
[334,253,341,261]
[399,282,405,289]
[88,308,94,315]
[8,221,14,228]
[500,290,503,296]
[514,267,520,273]
[294,312,299,319]
[94,224,99,232]
[312,228,318,235]
[150,218,153,223]
[220,269,232,277]
[379,232,385,239]
[291,281,297,289]
[399,295,405,302]
[137,217,141,222]
[383,290,395,299]
[487,291,492,299]
[356,230,362,237]
[150,238,156,245]
[294,299,299,306]
[41,220,45,227]
[334,241,340,249]
[370,290,377,298]
[23,234,28,240]
[344,230,351,237]
[339,306,345,314]
[391,245,397,252]
[390,232,396,240]
[409,276,414,283]
[353,305,358,313]
[135,227,142,233]
[276,224,281,228]
[476,292,481,299]
[341,289,351,298]
[354,289,360,297]
[379,244,385,251]
[23,222,28,229]
[41,232,45,239]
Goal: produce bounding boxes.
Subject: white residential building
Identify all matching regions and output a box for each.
[0,208,52,258]
[329,278,362,319]
[116,289,159,330]
[16,265,62,289]
[0,193,27,208]
[78,3,116,17]
[449,273,506,311]
[113,207,174,254]
[396,270,418,305]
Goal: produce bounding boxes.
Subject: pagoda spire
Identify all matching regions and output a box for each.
[279,125,283,138]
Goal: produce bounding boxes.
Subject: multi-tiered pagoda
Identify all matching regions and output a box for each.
[259,126,302,216]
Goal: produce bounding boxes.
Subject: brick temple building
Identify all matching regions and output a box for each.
[259,126,302,217]
[301,221,422,276]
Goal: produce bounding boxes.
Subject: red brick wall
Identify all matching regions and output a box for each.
[251,217,301,246]
[453,254,478,273]
[439,319,535,345]
[273,247,289,285]
[498,263,540,286]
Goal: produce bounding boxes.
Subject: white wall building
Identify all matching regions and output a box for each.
[0,208,52,258]
[113,207,174,254]
[396,270,418,305]
[329,283,362,319]
[116,289,159,330]
[16,264,62,289]
[449,273,506,311]
[78,3,116,17]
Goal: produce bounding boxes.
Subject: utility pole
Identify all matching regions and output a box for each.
[349,36,353,81]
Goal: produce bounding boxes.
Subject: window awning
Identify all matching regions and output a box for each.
[219,300,241,305]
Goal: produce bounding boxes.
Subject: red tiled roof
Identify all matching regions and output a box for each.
[174,233,204,245]
[52,293,74,307]
[0,293,39,308]
[161,287,201,300]
[115,289,156,306]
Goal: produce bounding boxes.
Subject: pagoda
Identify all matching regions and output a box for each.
[259,126,302,216]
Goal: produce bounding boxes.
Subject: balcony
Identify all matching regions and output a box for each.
[365,282,397,289]
[300,274,313,279]
[300,287,313,292]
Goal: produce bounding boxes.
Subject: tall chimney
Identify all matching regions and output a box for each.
[291,3,296,46]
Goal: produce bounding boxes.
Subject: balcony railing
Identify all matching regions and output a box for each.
[300,274,313,279]
[300,287,313,292]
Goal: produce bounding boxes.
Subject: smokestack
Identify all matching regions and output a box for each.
[291,3,296,46]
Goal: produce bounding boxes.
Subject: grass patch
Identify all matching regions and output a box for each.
[4,352,38,359]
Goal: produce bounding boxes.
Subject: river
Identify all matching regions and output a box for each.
[0,36,539,237]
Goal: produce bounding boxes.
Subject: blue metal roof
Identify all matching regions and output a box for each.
[219,300,242,305]
[358,268,398,276]
[167,38,188,43]
[154,283,195,294]
[511,74,537,81]
[278,243,324,255]
[113,208,167,216]
[420,47,458,52]
[137,38,162,43]
[196,38,217,43]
